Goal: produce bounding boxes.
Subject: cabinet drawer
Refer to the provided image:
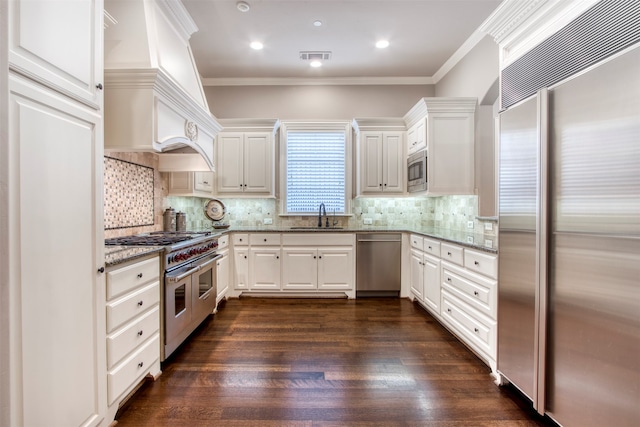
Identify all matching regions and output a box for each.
[442,264,496,319]
[409,234,423,250]
[464,249,497,279]
[422,238,441,257]
[441,290,496,357]
[107,333,160,405]
[218,234,229,249]
[107,305,160,369]
[106,282,160,333]
[232,233,249,245]
[250,233,281,246]
[441,243,463,265]
[106,257,160,300]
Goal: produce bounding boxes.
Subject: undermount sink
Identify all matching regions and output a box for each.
[289,226,344,230]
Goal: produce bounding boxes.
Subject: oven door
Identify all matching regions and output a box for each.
[164,265,195,344]
[192,253,222,322]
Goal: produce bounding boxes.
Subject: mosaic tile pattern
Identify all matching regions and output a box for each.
[104,156,155,230]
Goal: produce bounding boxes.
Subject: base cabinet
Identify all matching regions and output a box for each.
[282,246,354,291]
[104,255,161,423]
[216,235,230,305]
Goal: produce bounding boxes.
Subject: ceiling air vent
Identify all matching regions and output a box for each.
[300,51,332,61]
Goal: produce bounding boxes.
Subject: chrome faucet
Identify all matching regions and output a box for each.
[318,203,328,228]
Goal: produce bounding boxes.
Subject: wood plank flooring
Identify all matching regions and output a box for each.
[115,298,556,426]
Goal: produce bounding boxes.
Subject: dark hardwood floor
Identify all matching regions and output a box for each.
[115,298,555,426]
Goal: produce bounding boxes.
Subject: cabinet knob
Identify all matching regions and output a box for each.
[138,330,144,336]
[447,308,452,313]
[428,246,432,249]
[319,256,322,259]
[264,238,267,242]
[474,328,479,333]
[244,255,247,259]
[314,256,317,259]
[447,277,452,282]
[276,256,279,259]
[96,83,103,90]
[137,300,144,306]
[138,361,144,368]
[203,181,209,184]
[447,252,452,256]
[474,261,479,266]
[97,266,105,274]
[137,273,143,278]
[474,291,479,296]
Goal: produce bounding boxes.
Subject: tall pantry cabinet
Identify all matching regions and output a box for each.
[3,1,107,426]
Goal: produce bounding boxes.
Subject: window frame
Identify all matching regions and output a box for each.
[278,121,353,216]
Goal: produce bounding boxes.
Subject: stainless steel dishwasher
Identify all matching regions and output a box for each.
[356,233,402,297]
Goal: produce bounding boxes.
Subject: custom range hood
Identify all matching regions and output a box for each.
[104,0,221,171]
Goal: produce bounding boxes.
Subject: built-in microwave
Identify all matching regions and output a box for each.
[407,150,427,193]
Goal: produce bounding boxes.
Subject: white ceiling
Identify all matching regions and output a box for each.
[182,0,503,85]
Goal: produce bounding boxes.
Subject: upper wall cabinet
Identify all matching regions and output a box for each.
[404,98,477,196]
[8,0,104,109]
[353,118,406,196]
[216,119,280,196]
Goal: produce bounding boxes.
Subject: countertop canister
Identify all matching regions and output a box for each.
[163,207,176,232]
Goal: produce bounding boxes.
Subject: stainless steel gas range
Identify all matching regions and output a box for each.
[106,231,220,361]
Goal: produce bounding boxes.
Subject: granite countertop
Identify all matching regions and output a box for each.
[218,226,497,253]
[105,245,164,267]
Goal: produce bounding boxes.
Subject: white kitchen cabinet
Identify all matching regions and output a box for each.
[282,246,354,291]
[404,98,476,195]
[8,0,104,108]
[217,131,273,195]
[406,118,426,155]
[6,6,105,423]
[281,233,355,294]
[232,234,249,290]
[216,235,230,305]
[359,131,404,194]
[422,253,441,314]
[167,171,214,197]
[409,247,425,300]
[105,255,161,409]
[250,248,282,290]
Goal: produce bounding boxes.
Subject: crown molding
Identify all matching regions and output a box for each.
[201,76,434,87]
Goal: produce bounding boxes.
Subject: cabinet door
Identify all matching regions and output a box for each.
[382,132,404,193]
[233,248,249,289]
[360,132,383,193]
[8,74,106,427]
[428,113,474,194]
[8,0,103,108]
[282,248,318,290]
[194,172,214,195]
[217,133,244,193]
[409,248,424,300]
[250,248,281,290]
[168,172,192,194]
[216,250,229,303]
[318,248,354,290]
[244,132,272,193]
[423,253,441,314]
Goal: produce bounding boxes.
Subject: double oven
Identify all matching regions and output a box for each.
[106,231,220,361]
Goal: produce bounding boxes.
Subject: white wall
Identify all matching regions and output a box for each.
[435,35,499,100]
[204,84,435,119]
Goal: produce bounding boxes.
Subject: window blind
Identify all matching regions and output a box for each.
[286,130,346,214]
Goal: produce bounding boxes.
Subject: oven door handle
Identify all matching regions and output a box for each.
[166,266,201,283]
[195,253,223,270]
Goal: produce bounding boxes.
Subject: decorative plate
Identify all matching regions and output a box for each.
[204,199,226,221]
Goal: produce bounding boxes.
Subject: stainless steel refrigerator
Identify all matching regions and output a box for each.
[497,46,640,427]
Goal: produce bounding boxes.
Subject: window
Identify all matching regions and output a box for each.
[281,122,351,215]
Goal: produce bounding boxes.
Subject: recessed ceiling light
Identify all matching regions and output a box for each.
[250,41,263,50]
[310,60,322,68]
[236,1,250,12]
[313,20,322,27]
[376,40,390,49]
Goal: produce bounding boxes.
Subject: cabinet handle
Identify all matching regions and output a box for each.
[137,273,143,278]
[447,277,452,282]
[474,291,479,296]
[96,83,103,90]
[244,255,247,259]
[447,308,452,313]
[314,256,317,259]
[474,328,479,333]
[264,238,267,242]
[203,181,209,184]
[428,246,432,250]
[447,252,452,256]
[379,184,383,188]
[97,267,105,274]
[474,261,480,266]
[138,330,144,336]
[384,183,387,187]
[276,256,279,259]
[137,300,144,306]
[239,238,243,242]
[319,256,322,259]
[138,361,144,368]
